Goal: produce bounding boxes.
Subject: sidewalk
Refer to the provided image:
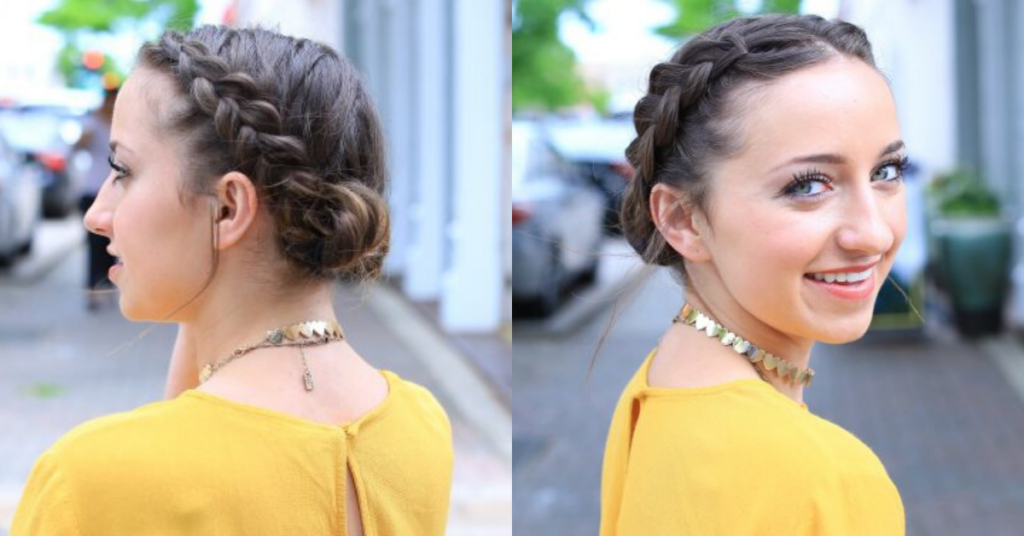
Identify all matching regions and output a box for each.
[0,234,510,535]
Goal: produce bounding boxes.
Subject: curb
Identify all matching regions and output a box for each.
[364,284,512,462]
[514,238,648,338]
[0,218,84,286]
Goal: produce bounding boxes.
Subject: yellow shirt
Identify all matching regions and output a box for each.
[12,370,453,536]
[601,351,904,535]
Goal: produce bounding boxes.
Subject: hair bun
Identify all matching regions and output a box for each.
[273,172,390,280]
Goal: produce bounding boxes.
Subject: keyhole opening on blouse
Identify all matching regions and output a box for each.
[346,465,364,536]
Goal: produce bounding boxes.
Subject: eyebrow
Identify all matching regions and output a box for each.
[770,140,905,172]
[108,140,135,156]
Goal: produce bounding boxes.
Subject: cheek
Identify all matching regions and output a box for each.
[715,207,824,286]
[114,192,211,318]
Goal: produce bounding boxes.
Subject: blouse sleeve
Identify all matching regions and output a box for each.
[11,449,81,536]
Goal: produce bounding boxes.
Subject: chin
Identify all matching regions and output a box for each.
[813,316,873,344]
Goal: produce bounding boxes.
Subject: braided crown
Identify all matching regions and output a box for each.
[139,26,389,281]
[619,14,874,271]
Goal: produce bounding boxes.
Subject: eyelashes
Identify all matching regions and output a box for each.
[782,155,909,199]
[107,154,129,182]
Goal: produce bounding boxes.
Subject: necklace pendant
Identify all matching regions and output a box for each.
[303,368,315,391]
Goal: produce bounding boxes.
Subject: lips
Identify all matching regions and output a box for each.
[106,246,123,280]
[804,268,876,300]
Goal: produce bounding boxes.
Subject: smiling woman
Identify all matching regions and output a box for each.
[12,25,453,536]
[601,14,906,535]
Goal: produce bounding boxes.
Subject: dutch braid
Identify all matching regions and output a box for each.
[620,14,874,278]
[138,26,389,282]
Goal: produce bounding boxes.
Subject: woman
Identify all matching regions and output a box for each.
[13,26,453,535]
[601,14,906,535]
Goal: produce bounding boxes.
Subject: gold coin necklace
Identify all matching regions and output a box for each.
[672,303,814,387]
[198,320,345,392]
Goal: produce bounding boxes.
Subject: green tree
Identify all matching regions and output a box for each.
[655,0,801,37]
[512,0,594,112]
[38,0,198,88]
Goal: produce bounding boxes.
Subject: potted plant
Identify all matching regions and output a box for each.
[927,168,1012,337]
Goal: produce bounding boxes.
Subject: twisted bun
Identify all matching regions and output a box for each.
[138,26,389,281]
[619,14,874,276]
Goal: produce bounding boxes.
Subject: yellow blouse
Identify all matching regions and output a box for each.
[12,370,453,536]
[601,351,904,535]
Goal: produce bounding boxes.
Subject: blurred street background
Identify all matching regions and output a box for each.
[0,0,512,534]
[513,0,1024,535]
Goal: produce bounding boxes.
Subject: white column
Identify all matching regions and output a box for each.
[441,0,503,332]
[1011,0,1024,327]
[404,0,449,300]
[381,0,413,275]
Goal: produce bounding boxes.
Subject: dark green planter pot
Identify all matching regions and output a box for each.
[931,218,1012,338]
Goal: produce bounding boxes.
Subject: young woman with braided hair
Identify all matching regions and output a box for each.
[13,26,452,535]
[601,14,905,534]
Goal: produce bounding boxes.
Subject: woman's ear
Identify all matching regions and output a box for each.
[650,183,712,263]
[211,171,259,250]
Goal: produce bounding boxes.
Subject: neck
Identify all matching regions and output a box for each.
[183,277,339,378]
[683,289,812,406]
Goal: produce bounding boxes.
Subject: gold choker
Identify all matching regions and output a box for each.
[198,320,345,391]
[672,303,814,387]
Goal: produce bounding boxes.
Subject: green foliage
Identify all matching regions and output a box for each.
[929,168,1001,218]
[512,0,594,112]
[38,0,198,87]
[38,0,198,32]
[654,0,801,38]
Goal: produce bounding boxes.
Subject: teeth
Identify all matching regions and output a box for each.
[809,267,872,284]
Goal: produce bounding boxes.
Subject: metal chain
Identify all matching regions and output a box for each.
[201,334,343,382]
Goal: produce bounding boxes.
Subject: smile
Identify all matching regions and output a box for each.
[803,269,876,300]
[806,267,873,284]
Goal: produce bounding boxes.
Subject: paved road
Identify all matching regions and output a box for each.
[514,264,1024,536]
[0,218,511,535]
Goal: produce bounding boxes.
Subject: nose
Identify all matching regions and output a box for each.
[83,177,114,238]
[835,185,896,256]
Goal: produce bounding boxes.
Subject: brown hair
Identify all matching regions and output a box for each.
[136,25,389,283]
[619,14,875,282]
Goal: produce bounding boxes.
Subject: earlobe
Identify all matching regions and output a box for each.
[650,183,711,263]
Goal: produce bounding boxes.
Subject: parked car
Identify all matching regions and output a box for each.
[512,121,605,317]
[546,120,635,234]
[0,105,89,219]
[0,132,43,267]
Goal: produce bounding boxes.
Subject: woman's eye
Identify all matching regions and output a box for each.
[107,155,129,183]
[872,163,901,182]
[785,175,832,198]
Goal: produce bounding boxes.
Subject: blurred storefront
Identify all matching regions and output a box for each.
[228,0,509,335]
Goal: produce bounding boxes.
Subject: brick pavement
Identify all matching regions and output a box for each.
[514,266,1024,536]
[0,237,510,535]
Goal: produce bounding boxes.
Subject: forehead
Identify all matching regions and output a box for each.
[734,57,899,161]
[111,68,180,145]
